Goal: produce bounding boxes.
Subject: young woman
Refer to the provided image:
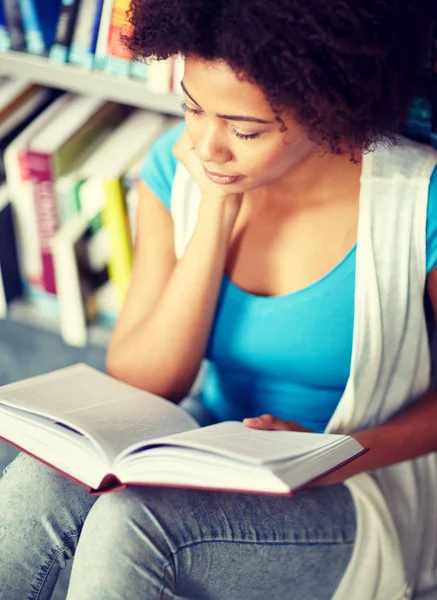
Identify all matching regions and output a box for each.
[1,1,437,599]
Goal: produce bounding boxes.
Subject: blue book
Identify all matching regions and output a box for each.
[18,0,62,55]
[69,0,103,69]
[0,2,10,52]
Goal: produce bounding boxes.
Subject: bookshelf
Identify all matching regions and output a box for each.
[0,51,184,344]
[0,51,184,116]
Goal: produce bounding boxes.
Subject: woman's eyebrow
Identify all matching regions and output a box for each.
[180,81,274,125]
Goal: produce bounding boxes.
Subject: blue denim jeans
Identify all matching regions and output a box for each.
[0,401,356,600]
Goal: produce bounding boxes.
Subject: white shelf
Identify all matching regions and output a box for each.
[0,51,183,116]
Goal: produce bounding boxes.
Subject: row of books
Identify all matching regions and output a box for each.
[0,77,180,346]
[0,0,183,95]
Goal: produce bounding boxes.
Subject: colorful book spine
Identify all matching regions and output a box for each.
[69,0,104,69]
[0,1,10,52]
[18,0,45,54]
[105,0,132,77]
[3,0,26,51]
[26,151,59,295]
[101,179,133,306]
[49,0,82,64]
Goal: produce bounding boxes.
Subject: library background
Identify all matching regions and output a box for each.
[0,1,435,596]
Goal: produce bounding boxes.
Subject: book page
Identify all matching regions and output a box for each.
[131,421,350,466]
[0,364,198,464]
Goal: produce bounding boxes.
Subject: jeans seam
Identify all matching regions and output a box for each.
[174,538,355,553]
[29,530,79,600]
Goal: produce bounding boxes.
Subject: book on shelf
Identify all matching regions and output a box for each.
[93,0,113,70]
[77,109,169,307]
[0,363,366,495]
[69,0,104,70]
[0,183,22,317]
[0,84,55,179]
[24,95,123,296]
[0,1,9,52]
[18,0,62,56]
[3,93,72,299]
[105,0,133,77]
[51,209,108,347]
[147,59,173,95]
[49,0,83,65]
[3,0,26,51]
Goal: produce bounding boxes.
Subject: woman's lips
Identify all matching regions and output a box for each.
[203,166,242,185]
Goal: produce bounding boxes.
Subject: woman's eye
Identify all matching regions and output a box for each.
[181,102,203,116]
[232,128,261,140]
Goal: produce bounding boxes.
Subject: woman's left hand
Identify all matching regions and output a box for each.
[243,414,313,433]
[243,414,340,486]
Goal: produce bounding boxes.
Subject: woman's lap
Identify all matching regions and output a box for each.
[0,454,356,600]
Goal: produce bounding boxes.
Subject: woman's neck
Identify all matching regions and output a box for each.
[253,149,363,211]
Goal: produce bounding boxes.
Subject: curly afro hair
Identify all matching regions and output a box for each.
[125,0,431,155]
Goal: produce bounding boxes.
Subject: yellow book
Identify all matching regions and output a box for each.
[101,178,133,306]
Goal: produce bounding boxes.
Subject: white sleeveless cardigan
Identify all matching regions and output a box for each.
[170,137,437,600]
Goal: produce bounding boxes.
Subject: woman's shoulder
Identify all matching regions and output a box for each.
[140,121,185,210]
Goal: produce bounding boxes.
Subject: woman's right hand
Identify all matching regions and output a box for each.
[173,129,243,222]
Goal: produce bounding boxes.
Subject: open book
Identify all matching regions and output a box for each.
[0,364,365,495]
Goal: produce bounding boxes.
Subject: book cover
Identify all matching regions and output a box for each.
[0,185,22,317]
[3,0,26,51]
[69,0,104,69]
[49,0,82,64]
[105,0,132,77]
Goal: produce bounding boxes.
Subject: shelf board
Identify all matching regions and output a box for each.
[0,51,183,116]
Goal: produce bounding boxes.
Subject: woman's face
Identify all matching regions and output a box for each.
[182,56,319,194]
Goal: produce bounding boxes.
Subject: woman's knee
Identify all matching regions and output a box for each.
[0,453,96,530]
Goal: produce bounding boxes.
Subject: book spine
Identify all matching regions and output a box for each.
[0,1,11,52]
[49,0,82,64]
[102,179,133,306]
[3,0,26,51]
[90,0,105,55]
[93,0,113,70]
[0,199,22,316]
[17,0,44,54]
[26,151,59,295]
[69,0,100,69]
[105,0,132,77]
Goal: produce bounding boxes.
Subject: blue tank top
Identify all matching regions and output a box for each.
[141,123,437,432]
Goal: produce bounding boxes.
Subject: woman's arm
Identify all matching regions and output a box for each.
[107,133,242,402]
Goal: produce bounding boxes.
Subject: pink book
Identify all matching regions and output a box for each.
[26,150,58,294]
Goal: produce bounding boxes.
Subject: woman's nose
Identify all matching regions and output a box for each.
[197,130,232,164]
